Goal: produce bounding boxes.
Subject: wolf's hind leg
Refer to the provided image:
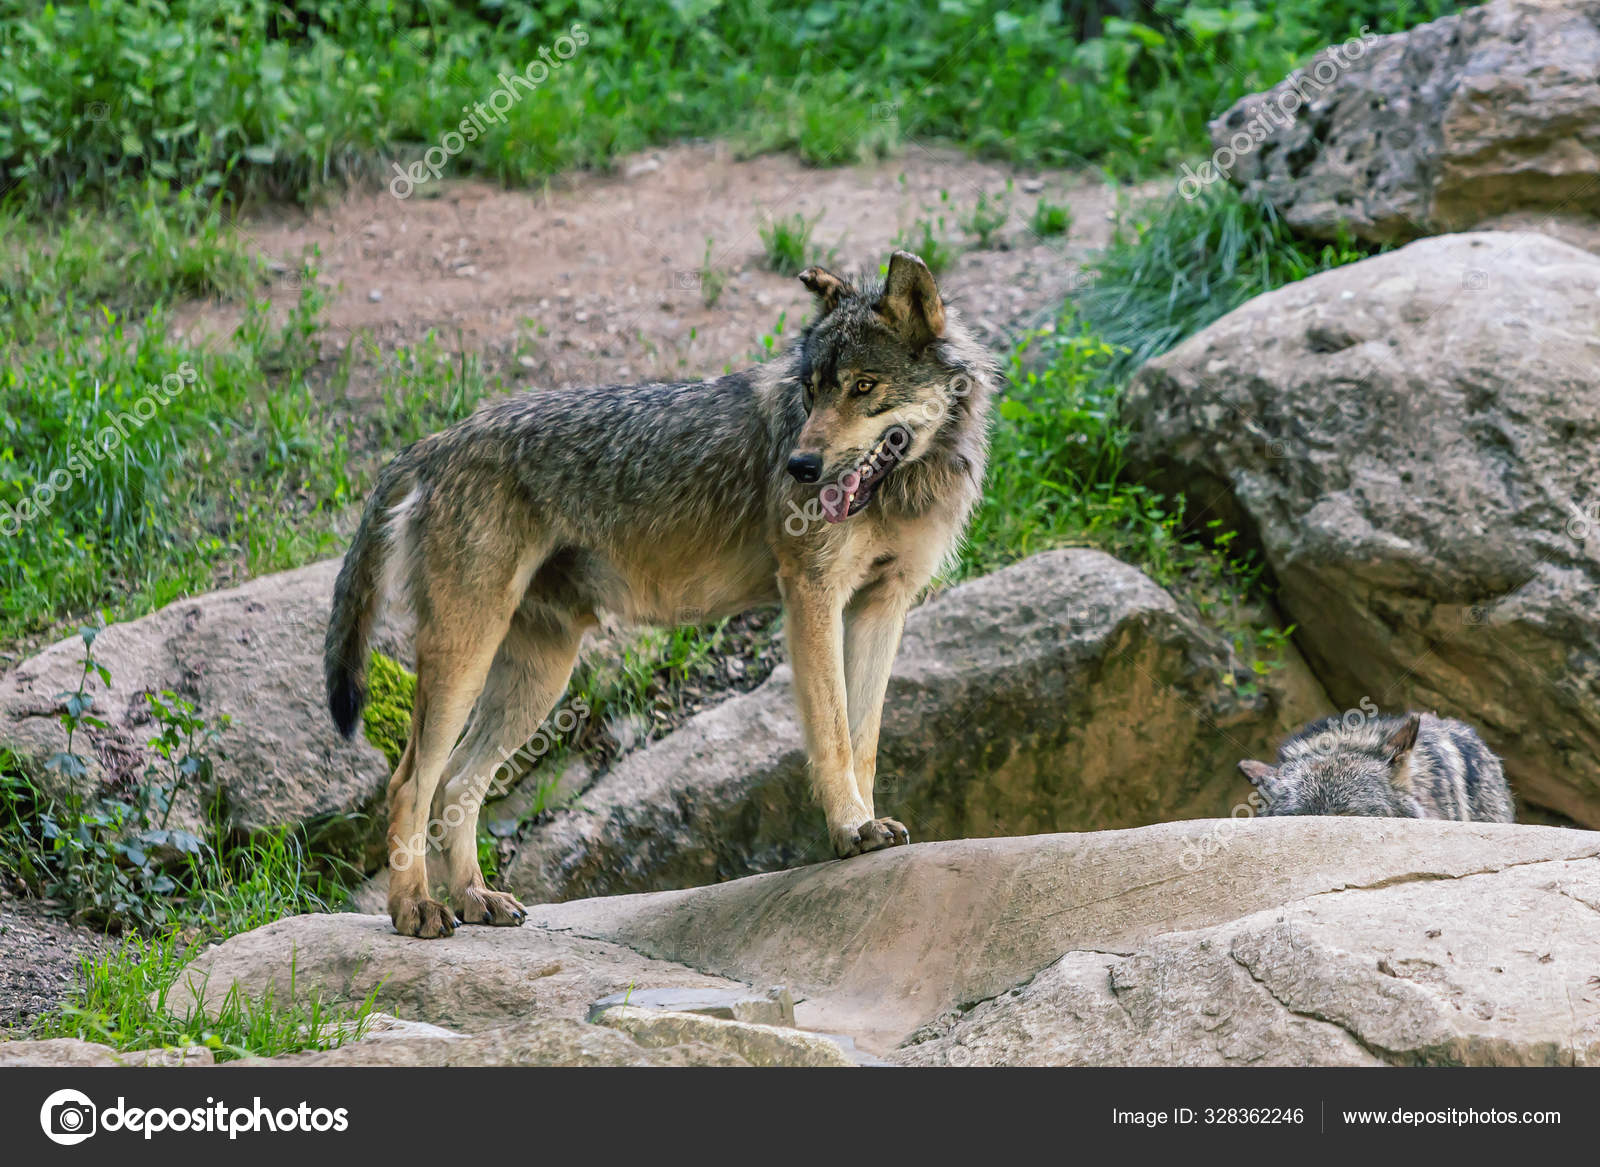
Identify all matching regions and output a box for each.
[388,582,528,939]
[434,608,586,924]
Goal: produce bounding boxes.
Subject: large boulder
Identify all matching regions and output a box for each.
[45,819,1587,1066]
[898,848,1600,1066]
[1211,0,1600,243]
[505,548,1330,902]
[527,819,1600,1060]
[0,560,401,857]
[1123,232,1600,826]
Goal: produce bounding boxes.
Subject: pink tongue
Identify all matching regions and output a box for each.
[820,488,848,523]
[819,471,860,524]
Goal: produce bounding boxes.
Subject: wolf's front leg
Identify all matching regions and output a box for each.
[842,578,915,844]
[782,577,906,857]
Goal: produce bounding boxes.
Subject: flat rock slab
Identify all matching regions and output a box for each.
[167,911,751,1033]
[897,854,1600,1065]
[527,819,1600,1054]
[593,1005,855,1067]
[587,986,795,1026]
[0,1039,212,1067]
[134,821,1600,1065]
[244,1017,751,1067]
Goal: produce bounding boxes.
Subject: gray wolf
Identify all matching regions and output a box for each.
[324,251,998,938]
[1239,711,1514,822]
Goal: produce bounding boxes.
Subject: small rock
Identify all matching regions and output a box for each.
[367,289,383,303]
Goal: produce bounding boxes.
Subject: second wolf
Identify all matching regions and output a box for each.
[1239,711,1514,822]
[324,251,998,938]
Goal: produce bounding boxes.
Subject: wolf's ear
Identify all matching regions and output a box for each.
[797,266,855,317]
[1238,759,1278,790]
[875,250,946,351]
[1383,714,1421,763]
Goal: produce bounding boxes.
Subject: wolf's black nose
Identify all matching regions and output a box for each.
[787,452,823,483]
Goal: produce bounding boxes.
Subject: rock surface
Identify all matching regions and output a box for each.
[93,821,1600,1066]
[165,910,751,1033]
[529,819,1600,1057]
[1212,0,1600,243]
[592,1005,856,1067]
[0,1039,212,1067]
[899,852,1600,1066]
[506,548,1330,902]
[1125,232,1600,827]
[0,560,399,857]
[247,1018,753,1068]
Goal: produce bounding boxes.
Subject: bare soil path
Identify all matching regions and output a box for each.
[178,142,1136,394]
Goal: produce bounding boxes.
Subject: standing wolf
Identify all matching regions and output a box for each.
[1238,711,1514,822]
[324,251,997,938]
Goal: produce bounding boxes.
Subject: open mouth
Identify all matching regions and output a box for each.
[818,426,910,524]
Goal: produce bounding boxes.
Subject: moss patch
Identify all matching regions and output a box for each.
[362,652,415,771]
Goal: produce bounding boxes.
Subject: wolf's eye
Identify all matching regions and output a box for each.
[851,377,876,396]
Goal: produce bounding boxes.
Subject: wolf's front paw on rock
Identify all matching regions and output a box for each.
[831,817,911,858]
[454,887,528,927]
[390,896,457,939]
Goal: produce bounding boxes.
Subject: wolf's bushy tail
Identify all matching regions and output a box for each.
[324,457,414,738]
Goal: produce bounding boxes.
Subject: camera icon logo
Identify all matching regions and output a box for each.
[40,1088,97,1146]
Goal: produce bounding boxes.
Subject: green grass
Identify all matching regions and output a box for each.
[960,189,1011,249]
[0,1,1467,211]
[30,931,378,1062]
[1074,185,1376,377]
[1030,198,1073,238]
[759,211,826,277]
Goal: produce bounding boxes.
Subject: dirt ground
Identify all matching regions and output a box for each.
[0,894,109,1033]
[178,141,1135,395]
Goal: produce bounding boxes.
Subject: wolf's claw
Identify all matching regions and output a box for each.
[832,817,911,858]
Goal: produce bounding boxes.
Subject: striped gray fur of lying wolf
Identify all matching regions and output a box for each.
[1239,711,1514,822]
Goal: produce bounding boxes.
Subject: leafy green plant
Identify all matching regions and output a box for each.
[1,630,344,936]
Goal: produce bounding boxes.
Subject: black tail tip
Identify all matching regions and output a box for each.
[329,678,364,739]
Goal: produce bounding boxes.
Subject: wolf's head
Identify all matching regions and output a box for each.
[1239,714,1422,817]
[784,251,983,523]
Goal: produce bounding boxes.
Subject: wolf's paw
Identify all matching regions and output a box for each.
[391,896,456,939]
[454,887,528,927]
[831,816,911,858]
